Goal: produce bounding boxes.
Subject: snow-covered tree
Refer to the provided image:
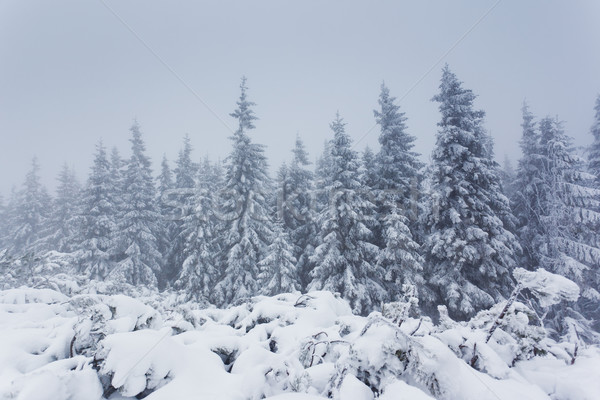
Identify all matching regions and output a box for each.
[423,66,520,319]
[536,116,600,329]
[308,112,384,315]
[77,142,118,278]
[110,122,162,286]
[278,135,318,290]
[373,83,423,227]
[213,78,273,305]
[588,95,600,185]
[176,175,220,302]
[10,157,52,255]
[44,163,81,252]
[156,154,176,286]
[258,221,299,296]
[511,103,547,270]
[377,202,424,301]
[164,135,199,286]
[361,146,378,190]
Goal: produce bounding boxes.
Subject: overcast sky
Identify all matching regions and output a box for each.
[1,1,599,196]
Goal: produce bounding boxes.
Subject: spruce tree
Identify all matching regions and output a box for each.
[374,83,423,227]
[165,135,198,286]
[423,66,520,319]
[110,122,162,286]
[309,112,384,315]
[537,117,600,326]
[77,142,117,278]
[258,221,299,296]
[156,154,176,286]
[512,103,547,270]
[589,95,600,186]
[45,163,81,252]
[11,157,52,255]
[280,135,318,290]
[377,202,424,301]
[176,172,220,302]
[213,78,273,305]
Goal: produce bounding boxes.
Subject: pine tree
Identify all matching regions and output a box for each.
[11,157,52,255]
[423,66,520,319]
[77,142,117,278]
[536,117,600,323]
[309,112,384,315]
[512,103,547,270]
[279,135,318,290]
[589,95,600,186]
[45,163,81,252]
[176,172,220,302]
[377,202,424,301]
[361,146,378,190]
[156,154,176,286]
[110,122,162,286]
[373,83,423,227]
[165,135,198,286]
[213,78,273,305]
[258,221,299,296]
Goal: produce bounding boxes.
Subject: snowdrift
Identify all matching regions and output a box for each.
[0,287,599,400]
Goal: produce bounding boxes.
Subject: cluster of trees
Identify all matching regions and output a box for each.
[1,68,599,332]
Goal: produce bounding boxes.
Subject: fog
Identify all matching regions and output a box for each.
[1,0,599,195]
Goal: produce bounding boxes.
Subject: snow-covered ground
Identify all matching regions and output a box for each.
[0,287,599,400]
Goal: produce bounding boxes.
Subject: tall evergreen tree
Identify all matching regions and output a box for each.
[77,142,117,278]
[423,66,520,319]
[258,221,299,296]
[213,78,273,305]
[11,157,52,255]
[156,154,176,286]
[309,112,384,315]
[377,202,424,301]
[44,163,81,252]
[165,135,198,286]
[536,117,600,326]
[176,170,220,302]
[374,83,423,227]
[279,135,318,290]
[589,95,600,186]
[110,122,162,286]
[371,83,424,296]
[512,103,547,270]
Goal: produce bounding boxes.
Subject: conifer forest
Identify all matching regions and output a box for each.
[1,2,600,398]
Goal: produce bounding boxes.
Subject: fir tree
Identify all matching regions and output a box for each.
[165,135,198,286]
[279,135,318,290]
[361,146,378,190]
[213,78,273,305]
[377,202,424,301]
[110,122,162,286]
[156,154,176,286]
[374,82,423,227]
[45,163,81,252]
[11,157,52,255]
[309,112,384,315]
[258,221,299,296]
[537,117,600,327]
[423,66,520,319]
[77,142,117,278]
[589,95,600,186]
[512,103,547,270]
[176,175,220,302]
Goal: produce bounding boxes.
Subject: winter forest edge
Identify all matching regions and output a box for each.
[1,67,600,399]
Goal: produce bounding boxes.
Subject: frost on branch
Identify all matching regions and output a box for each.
[513,267,579,307]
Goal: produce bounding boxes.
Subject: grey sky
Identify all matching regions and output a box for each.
[1,1,599,196]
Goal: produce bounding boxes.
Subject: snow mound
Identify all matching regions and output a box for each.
[0,287,598,400]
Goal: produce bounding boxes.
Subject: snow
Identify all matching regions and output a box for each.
[0,287,599,400]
